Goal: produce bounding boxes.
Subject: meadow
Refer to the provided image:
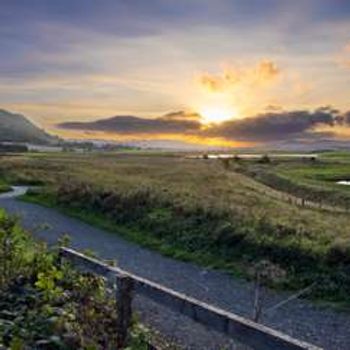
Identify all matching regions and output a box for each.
[1,151,350,304]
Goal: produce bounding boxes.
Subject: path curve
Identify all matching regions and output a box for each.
[0,192,349,349]
[0,186,30,198]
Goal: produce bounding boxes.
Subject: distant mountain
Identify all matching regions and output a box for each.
[0,109,57,144]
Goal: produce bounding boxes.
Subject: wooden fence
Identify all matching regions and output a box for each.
[59,247,322,350]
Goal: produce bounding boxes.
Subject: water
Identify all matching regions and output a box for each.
[336,180,350,186]
[0,186,30,198]
[188,153,318,159]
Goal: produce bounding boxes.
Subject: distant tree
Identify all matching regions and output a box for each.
[220,157,230,170]
[0,143,28,153]
[233,154,241,161]
[258,154,271,164]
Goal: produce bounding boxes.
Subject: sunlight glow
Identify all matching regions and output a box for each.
[199,105,238,124]
[192,85,240,124]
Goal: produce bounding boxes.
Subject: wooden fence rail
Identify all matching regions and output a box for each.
[59,247,322,350]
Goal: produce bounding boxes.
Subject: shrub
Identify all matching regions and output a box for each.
[327,239,350,265]
[0,213,34,289]
[233,154,241,162]
[258,154,271,164]
[0,211,149,349]
[220,157,230,170]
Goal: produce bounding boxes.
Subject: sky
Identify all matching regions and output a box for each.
[1,0,350,147]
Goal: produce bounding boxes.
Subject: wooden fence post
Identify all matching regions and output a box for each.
[116,273,134,349]
[57,249,63,267]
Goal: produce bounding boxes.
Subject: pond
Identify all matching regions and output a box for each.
[0,186,30,198]
[336,180,350,186]
[188,153,318,160]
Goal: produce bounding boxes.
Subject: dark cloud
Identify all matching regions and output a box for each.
[160,111,202,121]
[58,107,350,143]
[342,111,350,124]
[58,112,201,135]
[206,107,345,141]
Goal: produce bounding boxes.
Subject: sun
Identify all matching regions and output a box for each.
[199,105,238,124]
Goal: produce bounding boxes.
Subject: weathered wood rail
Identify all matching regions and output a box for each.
[59,247,322,350]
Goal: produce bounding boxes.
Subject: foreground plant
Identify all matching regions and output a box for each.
[0,210,153,349]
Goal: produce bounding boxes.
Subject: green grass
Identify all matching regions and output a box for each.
[0,175,12,193]
[0,183,11,193]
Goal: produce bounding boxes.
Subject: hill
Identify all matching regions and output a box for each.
[0,109,57,144]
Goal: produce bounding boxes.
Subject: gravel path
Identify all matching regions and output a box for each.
[0,192,349,349]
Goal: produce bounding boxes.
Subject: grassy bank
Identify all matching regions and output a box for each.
[0,179,11,193]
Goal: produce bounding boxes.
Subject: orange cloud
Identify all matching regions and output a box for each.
[336,42,350,69]
[199,60,280,93]
[54,128,252,148]
[194,60,282,119]
[200,75,224,92]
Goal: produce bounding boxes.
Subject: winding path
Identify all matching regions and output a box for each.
[0,188,349,349]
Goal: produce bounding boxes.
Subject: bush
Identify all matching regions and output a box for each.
[0,211,150,349]
[258,154,271,164]
[0,213,34,289]
[327,239,350,265]
[220,158,230,170]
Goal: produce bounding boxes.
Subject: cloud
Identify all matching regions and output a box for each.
[199,60,280,93]
[57,106,350,144]
[342,110,350,124]
[58,111,202,135]
[336,42,350,68]
[206,107,345,141]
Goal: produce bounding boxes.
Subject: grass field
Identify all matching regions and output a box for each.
[1,151,350,304]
